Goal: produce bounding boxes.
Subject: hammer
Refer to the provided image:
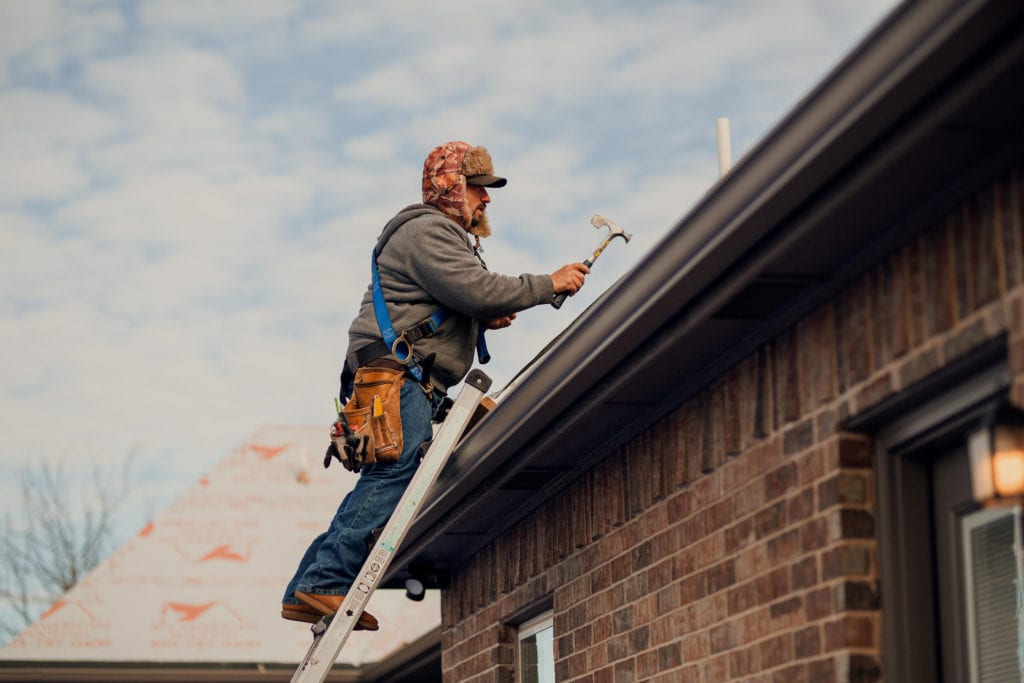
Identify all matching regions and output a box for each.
[552,214,633,309]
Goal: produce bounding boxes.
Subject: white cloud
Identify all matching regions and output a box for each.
[0,89,117,204]
[78,46,252,178]
[253,106,332,150]
[1,150,88,204]
[0,1,62,60]
[137,0,294,35]
[0,1,124,84]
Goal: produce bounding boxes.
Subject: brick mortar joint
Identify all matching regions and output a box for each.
[821,298,1010,413]
[446,562,560,621]
[709,298,1010,446]
[442,630,510,657]
[810,573,880,596]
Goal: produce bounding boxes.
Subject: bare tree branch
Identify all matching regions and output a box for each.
[0,451,140,644]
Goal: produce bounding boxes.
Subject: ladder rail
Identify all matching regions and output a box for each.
[291,370,492,683]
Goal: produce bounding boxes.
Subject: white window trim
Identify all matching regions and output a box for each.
[517,611,554,683]
[518,612,553,641]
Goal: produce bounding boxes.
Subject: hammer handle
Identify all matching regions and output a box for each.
[551,258,593,309]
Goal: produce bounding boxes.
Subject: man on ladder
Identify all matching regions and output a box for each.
[281,141,590,632]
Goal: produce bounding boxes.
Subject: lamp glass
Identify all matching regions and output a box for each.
[969,428,995,503]
[991,448,1024,498]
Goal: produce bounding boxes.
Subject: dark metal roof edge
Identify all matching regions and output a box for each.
[393,0,1020,570]
[0,630,441,683]
[0,662,358,683]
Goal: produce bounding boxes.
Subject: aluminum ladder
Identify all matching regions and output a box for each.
[291,369,492,682]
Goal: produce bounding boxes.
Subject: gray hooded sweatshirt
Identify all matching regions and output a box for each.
[346,204,555,391]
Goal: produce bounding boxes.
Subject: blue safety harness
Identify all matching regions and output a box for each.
[369,249,490,388]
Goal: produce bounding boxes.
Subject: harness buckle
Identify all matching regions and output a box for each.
[390,334,416,365]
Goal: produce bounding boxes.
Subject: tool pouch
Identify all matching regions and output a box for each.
[337,366,406,468]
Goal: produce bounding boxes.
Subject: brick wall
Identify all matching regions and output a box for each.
[441,167,1024,682]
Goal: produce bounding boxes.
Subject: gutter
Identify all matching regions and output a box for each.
[387,0,1024,582]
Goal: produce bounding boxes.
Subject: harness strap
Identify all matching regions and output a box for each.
[476,327,490,364]
[371,252,428,385]
[370,250,490,390]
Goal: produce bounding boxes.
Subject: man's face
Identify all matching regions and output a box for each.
[465,183,490,228]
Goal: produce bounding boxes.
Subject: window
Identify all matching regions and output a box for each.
[854,347,1016,682]
[962,506,1023,683]
[517,612,555,683]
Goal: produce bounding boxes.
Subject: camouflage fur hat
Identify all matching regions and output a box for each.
[422,141,506,238]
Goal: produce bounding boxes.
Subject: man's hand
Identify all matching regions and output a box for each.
[482,313,516,330]
[551,263,590,295]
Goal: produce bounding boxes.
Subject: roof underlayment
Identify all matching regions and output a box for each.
[0,425,439,674]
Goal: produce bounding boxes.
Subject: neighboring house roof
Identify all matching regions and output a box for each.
[385,0,1024,588]
[0,425,440,682]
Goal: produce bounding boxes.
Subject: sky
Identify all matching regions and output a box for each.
[1,0,900,550]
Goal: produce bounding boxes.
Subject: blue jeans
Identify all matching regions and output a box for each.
[283,380,433,602]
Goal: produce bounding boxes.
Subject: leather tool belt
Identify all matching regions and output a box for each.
[333,365,406,470]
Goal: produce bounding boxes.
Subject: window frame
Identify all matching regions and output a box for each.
[849,345,1011,682]
[516,610,555,683]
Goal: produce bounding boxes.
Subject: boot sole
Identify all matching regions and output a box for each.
[294,592,379,631]
[281,607,322,624]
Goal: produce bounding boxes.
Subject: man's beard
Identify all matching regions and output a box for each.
[468,207,491,238]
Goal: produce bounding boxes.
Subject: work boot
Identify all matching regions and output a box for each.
[281,601,325,624]
[294,591,380,631]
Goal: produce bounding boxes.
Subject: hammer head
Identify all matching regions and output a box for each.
[591,214,633,242]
